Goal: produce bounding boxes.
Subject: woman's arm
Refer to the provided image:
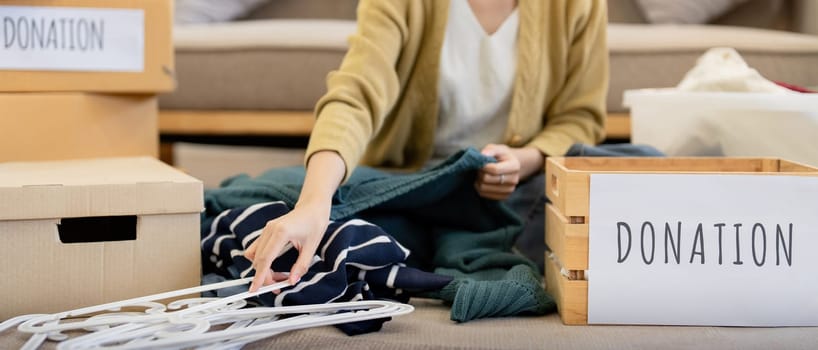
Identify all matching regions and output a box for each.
[245,151,345,292]
[245,0,412,291]
[475,1,608,200]
[306,0,410,182]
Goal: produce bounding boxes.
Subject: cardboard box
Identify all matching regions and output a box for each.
[0,157,203,320]
[544,157,818,326]
[0,92,158,162]
[0,0,174,93]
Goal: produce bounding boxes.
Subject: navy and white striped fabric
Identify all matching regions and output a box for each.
[201,201,453,333]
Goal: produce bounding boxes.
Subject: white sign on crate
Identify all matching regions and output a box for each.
[588,174,818,326]
[0,6,144,72]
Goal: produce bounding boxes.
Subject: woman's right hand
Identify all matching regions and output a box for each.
[244,202,330,292]
[244,150,347,293]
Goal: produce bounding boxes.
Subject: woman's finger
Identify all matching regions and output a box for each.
[480,143,511,159]
[271,271,290,282]
[482,160,519,176]
[289,240,319,285]
[249,234,288,292]
[244,240,258,260]
[247,220,276,261]
[479,172,519,186]
[475,188,513,200]
[475,181,516,195]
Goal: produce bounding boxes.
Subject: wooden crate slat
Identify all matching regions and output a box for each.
[780,159,818,173]
[545,158,591,218]
[545,203,588,271]
[545,253,588,325]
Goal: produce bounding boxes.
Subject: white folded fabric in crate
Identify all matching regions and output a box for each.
[676,47,793,93]
[625,48,818,166]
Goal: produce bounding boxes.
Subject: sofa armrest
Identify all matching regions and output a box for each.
[607,0,647,24]
[245,0,358,20]
[794,0,818,35]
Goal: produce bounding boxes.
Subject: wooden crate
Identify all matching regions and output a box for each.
[544,250,588,325]
[543,157,818,325]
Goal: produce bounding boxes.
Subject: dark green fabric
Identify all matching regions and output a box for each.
[203,148,555,321]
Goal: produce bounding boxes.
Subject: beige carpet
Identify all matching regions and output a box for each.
[3,298,816,350]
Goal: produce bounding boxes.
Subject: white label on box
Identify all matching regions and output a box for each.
[587,174,818,326]
[0,6,144,72]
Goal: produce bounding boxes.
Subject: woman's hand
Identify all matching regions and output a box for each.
[476,144,520,200]
[244,151,346,293]
[476,144,545,200]
[244,203,329,292]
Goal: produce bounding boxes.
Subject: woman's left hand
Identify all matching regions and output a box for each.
[475,144,521,200]
[476,144,547,200]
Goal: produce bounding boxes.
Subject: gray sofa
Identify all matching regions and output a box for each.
[159,0,818,142]
[606,0,818,115]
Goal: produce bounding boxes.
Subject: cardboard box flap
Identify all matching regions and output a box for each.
[0,157,203,221]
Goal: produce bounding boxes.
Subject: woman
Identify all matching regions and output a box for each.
[246,0,608,291]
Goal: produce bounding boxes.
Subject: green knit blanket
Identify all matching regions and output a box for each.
[202,148,555,321]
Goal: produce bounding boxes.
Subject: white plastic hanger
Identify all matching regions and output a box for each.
[2,277,413,350]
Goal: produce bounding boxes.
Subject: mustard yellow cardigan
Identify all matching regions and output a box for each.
[306,0,608,180]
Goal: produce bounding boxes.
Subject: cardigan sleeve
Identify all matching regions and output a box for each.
[526,0,608,157]
[304,0,408,181]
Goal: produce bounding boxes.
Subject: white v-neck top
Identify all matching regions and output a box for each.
[433,0,520,160]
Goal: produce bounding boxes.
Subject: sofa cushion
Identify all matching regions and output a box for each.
[608,24,818,112]
[159,20,354,111]
[245,0,358,21]
[175,0,270,24]
[608,0,791,30]
[634,0,750,25]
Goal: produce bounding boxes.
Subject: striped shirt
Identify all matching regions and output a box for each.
[201,201,453,334]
